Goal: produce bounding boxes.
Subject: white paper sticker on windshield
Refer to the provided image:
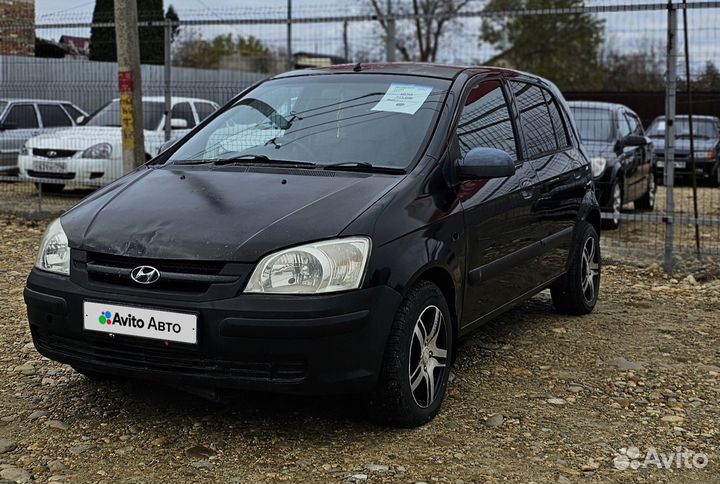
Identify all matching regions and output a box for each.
[372,83,434,115]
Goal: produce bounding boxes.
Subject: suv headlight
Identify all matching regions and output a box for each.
[35,218,70,275]
[20,144,29,156]
[590,157,607,177]
[244,237,371,294]
[82,143,112,159]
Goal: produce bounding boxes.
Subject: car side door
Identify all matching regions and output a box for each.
[624,110,650,200]
[0,103,41,174]
[457,77,543,327]
[508,81,582,283]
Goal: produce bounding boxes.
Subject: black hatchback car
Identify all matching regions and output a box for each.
[568,101,655,229]
[25,64,601,427]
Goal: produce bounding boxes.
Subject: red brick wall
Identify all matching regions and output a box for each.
[0,0,35,56]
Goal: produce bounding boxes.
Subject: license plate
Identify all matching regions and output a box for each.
[83,301,197,344]
[656,161,685,169]
[33,159,67,173]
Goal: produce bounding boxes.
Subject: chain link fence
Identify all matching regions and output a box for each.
[0,0,719,271]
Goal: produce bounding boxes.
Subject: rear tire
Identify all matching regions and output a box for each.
[551,222,600,315]
[634,174,656,211]
[601,180,622,230]
[35,182,64,193]
[368,281,453,428]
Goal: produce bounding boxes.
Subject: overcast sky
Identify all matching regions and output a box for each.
[32,0,720,71]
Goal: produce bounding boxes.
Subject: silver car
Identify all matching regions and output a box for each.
[0,99,87,176]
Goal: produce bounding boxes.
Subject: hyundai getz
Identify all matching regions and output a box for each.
[25,64,601,427]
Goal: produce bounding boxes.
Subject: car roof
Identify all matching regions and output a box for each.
[272,62,529,81]
[567,100,630,112]
[0,98,80,105]
[651,114,720,122]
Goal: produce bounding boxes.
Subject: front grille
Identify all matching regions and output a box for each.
[33,328,307,382]
[27,170,75,180]
[32,148,77,158]
[84,252,232,293]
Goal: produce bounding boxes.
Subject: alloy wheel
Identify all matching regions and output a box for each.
[408,305,448,408]
[581,236,600,303]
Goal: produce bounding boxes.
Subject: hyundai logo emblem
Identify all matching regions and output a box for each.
[47,150,57,157]
[130,265,160,284]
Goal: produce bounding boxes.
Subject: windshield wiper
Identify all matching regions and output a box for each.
[213,154,317,168]
[322,161,405,174]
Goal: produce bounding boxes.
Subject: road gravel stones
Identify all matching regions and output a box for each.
[0,215,718,482]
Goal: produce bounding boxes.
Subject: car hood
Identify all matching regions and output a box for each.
[650,137,717,154]
[61,166,402,262]
[581,140,617,159]
[26,127,162,150]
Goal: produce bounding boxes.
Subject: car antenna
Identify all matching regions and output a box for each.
[353,62,362,72]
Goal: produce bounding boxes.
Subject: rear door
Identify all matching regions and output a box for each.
[458,77,542,325]
[509,81,583,282]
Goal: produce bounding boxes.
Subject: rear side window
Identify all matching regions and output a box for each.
[511,82,558,158]
[171,102,196,128]
[194,102,216,121]
[63,104,85,123]
[3,104,38,129]
[544,92,570,148]
[38,104,72,127]
[456,81,517,160]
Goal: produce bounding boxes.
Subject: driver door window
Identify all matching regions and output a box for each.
[4,104,39,129]
[170,103,196,129]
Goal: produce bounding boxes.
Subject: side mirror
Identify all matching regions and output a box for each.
[170,118,188,129]
[456,147,516,181]
[0,123,17,131]
[622,134,648,147]
[75,115,86,125]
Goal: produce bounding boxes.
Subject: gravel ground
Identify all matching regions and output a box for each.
[1,215,719,484]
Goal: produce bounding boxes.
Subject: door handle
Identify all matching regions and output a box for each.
[520,179,534,199]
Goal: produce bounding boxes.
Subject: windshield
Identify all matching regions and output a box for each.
[647,118,719,139]
[86,100,165,130]
[167,75,449,169]
[569,107,614,142]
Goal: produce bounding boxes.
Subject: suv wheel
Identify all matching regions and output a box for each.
[602,181,622,230]
[634,174,656,211]
[368,281,452,427]
[551,222,600,315]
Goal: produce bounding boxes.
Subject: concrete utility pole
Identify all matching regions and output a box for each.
[385,0,396,62]
[286,0,293,70]
[114,0,145,172]
[663,2,678,273]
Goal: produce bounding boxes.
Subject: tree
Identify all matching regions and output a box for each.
[173,31,277,73]
[598,45,665,91]
[693,61,720,91]
[89,0,174,65]
[481,0,605,90]
[367,0,471,62]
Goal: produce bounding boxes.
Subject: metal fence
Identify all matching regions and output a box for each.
[0,0,719,272]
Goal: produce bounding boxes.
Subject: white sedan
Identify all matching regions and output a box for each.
[18,96,219,191]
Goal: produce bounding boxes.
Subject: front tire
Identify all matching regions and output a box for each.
[602,181,622,230]
[634,174,656,211]
[551,222,600,315]
[368,281,453,428]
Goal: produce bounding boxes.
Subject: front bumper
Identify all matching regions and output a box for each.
[17,154,122,186]
[25,268,402,394]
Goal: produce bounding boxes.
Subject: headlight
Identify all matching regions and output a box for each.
[20,144,29,156]
[244,237,371,294]
[81,143,112,159]
[35,218,70,275]
[590,157,607,177]
[693,150,715,160]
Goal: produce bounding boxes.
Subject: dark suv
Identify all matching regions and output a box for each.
[568,101,655,229]
[25,64,601,427]
[647,115,720,187]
